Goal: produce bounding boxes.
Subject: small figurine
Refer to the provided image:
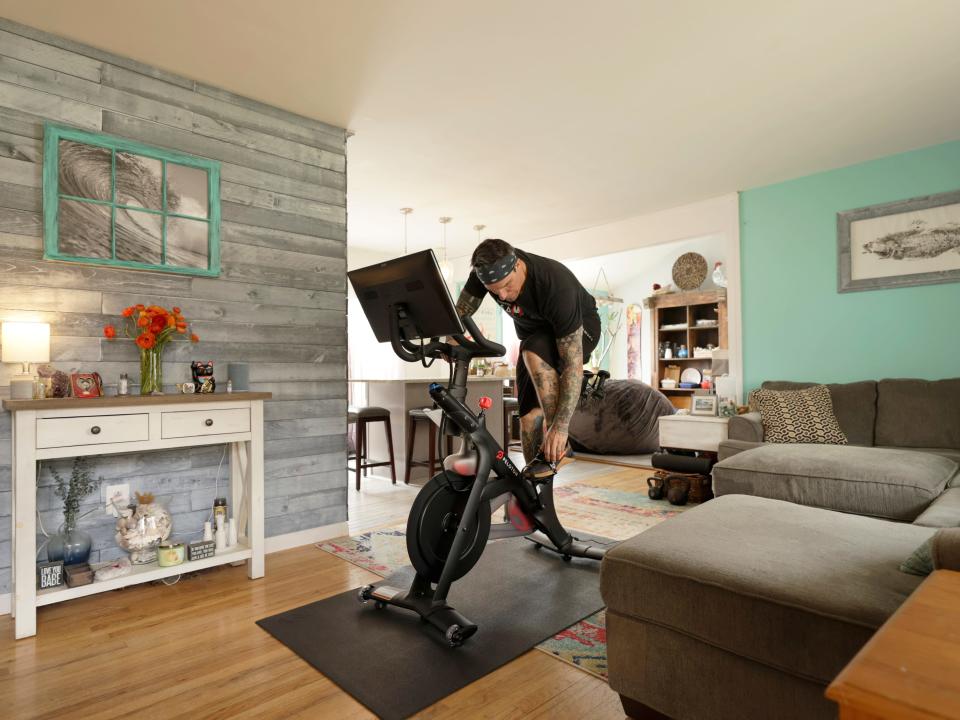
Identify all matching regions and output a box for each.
[191,361,216,393]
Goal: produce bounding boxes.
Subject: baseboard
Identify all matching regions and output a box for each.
[0,521,350,617]
[264,521,349,554]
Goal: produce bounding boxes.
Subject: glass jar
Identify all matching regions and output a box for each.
[47,524,93,565]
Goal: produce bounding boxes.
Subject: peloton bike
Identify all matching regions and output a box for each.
[348,250,607,647]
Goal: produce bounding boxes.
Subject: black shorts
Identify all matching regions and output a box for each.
[516,322,600,417]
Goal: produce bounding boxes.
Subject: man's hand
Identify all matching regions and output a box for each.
[542,424,569,463]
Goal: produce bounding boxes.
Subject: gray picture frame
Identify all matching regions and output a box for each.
[837,189,960,293]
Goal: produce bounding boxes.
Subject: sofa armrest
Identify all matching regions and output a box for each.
[933,528,960,571]
[728,412,763,442]
[718,439,763,461]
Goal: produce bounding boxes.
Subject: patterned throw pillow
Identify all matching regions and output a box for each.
[749,385,848,445]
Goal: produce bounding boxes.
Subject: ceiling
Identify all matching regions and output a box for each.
[3,1,959,258]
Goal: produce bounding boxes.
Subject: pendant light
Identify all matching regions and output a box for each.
[438,216,453,281]
[400,207,413,255]
[473,224,486,243]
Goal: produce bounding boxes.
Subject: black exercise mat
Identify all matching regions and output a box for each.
[257,534,615,719]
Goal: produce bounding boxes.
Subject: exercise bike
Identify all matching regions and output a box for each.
[348,250,606,647]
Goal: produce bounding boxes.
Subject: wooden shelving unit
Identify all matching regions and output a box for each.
[645,288,727,410]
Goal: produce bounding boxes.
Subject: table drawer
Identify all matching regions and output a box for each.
[37,414,150,449]
[161,407,250,439]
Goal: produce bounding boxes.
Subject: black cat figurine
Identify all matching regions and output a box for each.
[191,361,216,394]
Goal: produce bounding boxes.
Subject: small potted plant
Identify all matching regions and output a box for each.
[47,457,103,565]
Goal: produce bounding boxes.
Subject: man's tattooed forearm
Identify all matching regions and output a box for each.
[552,327,584,431]
[455,290,482,318]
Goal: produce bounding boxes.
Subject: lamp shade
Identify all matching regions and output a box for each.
[1,321,50,363]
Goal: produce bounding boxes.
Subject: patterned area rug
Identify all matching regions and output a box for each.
[318,478,691,680]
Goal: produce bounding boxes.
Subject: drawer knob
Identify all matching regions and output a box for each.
[91,426,101,435]
[205,418,214,427]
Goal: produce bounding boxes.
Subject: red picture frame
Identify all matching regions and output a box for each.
[70,372,103,398]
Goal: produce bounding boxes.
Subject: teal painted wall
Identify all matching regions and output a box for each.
[740,140,960,391]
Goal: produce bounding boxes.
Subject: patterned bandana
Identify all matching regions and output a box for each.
[474,252,518,285]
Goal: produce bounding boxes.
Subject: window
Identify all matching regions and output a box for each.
[43,123,220,276]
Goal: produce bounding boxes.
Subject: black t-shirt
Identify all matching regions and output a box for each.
[464,249,600,342]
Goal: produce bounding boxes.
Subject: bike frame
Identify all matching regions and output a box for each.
[427,381,574,604]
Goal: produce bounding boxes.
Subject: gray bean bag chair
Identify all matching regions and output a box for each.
[569,379,675,455]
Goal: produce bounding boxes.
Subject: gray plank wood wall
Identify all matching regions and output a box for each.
[0,18,348,595]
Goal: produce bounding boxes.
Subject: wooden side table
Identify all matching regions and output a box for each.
[658,414,729,453]
[3,392,270,639]
[826,569,960,719]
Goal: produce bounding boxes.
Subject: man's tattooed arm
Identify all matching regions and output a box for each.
[455,289,482,319]
[552,326,584,431]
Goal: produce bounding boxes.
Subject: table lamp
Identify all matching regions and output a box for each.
[2,321,50,400]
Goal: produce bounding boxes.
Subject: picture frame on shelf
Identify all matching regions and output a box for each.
[690,394,718,416]
[70,372,102,398]
[837,188,960,292]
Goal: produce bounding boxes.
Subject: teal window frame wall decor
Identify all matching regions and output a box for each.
[42,123,221,277]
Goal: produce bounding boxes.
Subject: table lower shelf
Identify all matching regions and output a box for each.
[36,543,253,607]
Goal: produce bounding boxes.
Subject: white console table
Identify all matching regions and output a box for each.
[659,414,729,454]
[3,391,270,639]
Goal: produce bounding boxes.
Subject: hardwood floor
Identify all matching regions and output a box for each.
[1,460,645,719]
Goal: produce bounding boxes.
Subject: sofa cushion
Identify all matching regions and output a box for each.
[763,380,877,446]
[876,378,960,450]
[712,444,956,521]
[876,445,960,466]
[751,385,848,445]
[913,487,960,527]
[600,495,931,686]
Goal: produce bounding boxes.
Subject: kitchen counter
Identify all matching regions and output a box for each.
[350,377,505,484]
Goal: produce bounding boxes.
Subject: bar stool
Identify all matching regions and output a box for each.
[503,395,520,449]
[405,408,454,484]
[347,406,396,491]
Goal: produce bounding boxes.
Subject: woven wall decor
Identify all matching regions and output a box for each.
[672,252,708,290]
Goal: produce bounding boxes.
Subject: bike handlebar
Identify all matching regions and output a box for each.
[388,305,505,364]
[451,316,506,359]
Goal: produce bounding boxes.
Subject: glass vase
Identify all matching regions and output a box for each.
[139,344,164,395]
[47,525,93,566]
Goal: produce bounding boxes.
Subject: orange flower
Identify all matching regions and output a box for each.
[138,316,149,327]
[103,325,116,339]
[136,332,156,350]
[190,333,200,343]
[172,307,181,314]
[167,315,176,328]
[135,304,145,311]
[121,306,135,317]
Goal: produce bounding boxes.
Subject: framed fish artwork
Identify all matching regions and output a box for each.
[837,189,960,292]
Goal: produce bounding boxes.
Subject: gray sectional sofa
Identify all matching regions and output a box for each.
[600,378,960,720]
[715,378,960,525]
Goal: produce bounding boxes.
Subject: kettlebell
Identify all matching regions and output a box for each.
[667,476,690,506]
[647,475,665,500]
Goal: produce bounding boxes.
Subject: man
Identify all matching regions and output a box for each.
[455,238,600,477]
